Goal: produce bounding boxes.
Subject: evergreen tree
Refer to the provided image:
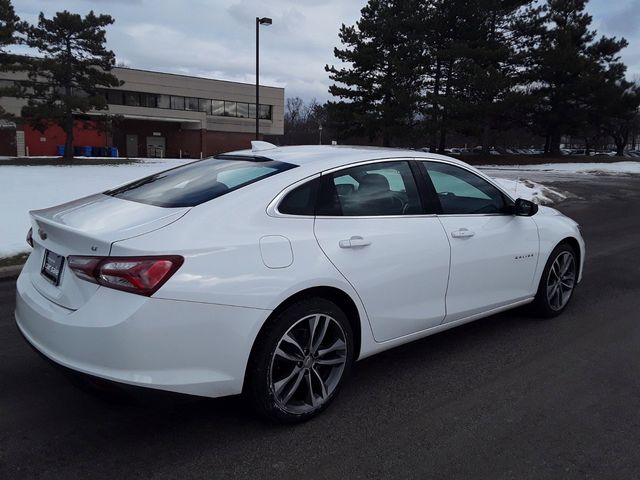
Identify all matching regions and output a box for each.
[20,10,120,159]
[450,0,530,153]
[325,0,425,146]
[515,0,629,154]
[0,0,26,118]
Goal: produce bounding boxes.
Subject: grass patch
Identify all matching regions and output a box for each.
[0,252,29,267]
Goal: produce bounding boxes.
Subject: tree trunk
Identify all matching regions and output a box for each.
[63,38,74,160]
[438,59,454,154]
[430,58,441,152]
[63,113,74,160]
[549,131,561,155]
[544,135,550,154]
[584,137,591,156]
[481,120,491,155]
[382,131,391,147]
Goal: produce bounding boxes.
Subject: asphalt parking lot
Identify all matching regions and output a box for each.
[1,172,639,480]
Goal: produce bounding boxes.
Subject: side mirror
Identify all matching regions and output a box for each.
[514,198,538,216]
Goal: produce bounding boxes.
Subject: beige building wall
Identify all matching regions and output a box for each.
[0,66,284,135]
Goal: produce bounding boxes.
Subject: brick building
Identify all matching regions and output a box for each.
[0,66,284,158]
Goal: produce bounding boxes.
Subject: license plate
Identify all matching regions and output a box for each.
[41,250,65,286]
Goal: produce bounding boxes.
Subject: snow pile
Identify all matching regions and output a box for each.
[481,161,640,175]
[0,159,191,257]
[493,178,567,205]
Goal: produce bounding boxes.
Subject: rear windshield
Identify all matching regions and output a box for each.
[106,157,296,208]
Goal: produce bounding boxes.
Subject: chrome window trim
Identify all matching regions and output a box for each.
[267,156,517,219]
[417,158,516,203]
[267,173,321,218]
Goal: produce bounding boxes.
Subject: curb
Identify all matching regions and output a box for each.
[0,264,23,281]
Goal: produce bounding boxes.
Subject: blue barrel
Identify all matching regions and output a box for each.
[82,146,92,157]
[110,147,119,157]
[56,145,65,156]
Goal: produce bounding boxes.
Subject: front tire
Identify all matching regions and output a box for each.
[532,243,578,318]
[246,298,354,423]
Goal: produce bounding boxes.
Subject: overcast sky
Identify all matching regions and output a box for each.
[14,0,640,102]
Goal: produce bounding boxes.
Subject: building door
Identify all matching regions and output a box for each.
[146,136,166,158]
[126,134,138,158]
[16,130,25,157]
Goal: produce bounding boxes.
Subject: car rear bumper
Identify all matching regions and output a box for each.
[15,271,269,398]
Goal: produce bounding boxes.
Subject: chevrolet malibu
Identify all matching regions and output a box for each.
[15,144,584,422]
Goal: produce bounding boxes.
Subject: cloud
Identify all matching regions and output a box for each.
[14,0,638,103]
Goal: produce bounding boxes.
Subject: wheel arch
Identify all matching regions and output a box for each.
[558,236,582,278]
[243,286,362,391]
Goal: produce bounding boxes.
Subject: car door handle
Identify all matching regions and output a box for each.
[451,228,475,238]
[339,236,372,248]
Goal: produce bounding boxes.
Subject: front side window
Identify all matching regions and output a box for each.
[317,161,422,216]
[106,157,296,208]
[423,162,510,215]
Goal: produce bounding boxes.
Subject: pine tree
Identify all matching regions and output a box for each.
[449,0,531,153]
[0,0,26,118]
[515,0,629,154]
[325,0,425,146]
[20,10,120,159]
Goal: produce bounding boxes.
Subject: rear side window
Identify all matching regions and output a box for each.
[106,157,296,208]
[316,161,423,216]
[278,178,319,216]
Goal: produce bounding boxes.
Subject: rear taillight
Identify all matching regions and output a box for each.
[26,227,33,248]
[67,255,184,296]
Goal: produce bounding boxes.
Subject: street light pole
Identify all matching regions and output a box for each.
[256,16,272,140]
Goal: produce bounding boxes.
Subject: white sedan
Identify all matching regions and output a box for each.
[15,143,584,423]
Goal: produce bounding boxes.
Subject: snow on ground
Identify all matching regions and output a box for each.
[0,159,565,258]
[0,159,191,257]
[493,178,567,205]
[480,161,640,175]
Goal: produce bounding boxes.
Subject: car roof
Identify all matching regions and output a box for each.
[224,145,470,174]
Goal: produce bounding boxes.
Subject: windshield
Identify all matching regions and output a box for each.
[106,157,295,208]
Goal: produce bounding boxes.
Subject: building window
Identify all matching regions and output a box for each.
[237,102,249,118]
[224,101,237,117]
[106,90,123,105]
[248,103,256,118]
[259,104,272,120]
[212,100,224,116]
[198,98,211,113]
[171,95,185,110]
[157,94,170,109]
[140,93,157,108]
[125,92,140,106]
[185,97,199,111]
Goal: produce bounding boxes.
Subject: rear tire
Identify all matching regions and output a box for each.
[245,298,354,423]
[532,243,578,318]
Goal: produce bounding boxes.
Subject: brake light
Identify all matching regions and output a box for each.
[67,255,184,296]
[26,227,33,248]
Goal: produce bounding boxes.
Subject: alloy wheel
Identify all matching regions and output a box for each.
[269,313,347,415]
[546,251,576,311]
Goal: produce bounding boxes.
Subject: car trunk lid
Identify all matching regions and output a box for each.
[26,193,190,310]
